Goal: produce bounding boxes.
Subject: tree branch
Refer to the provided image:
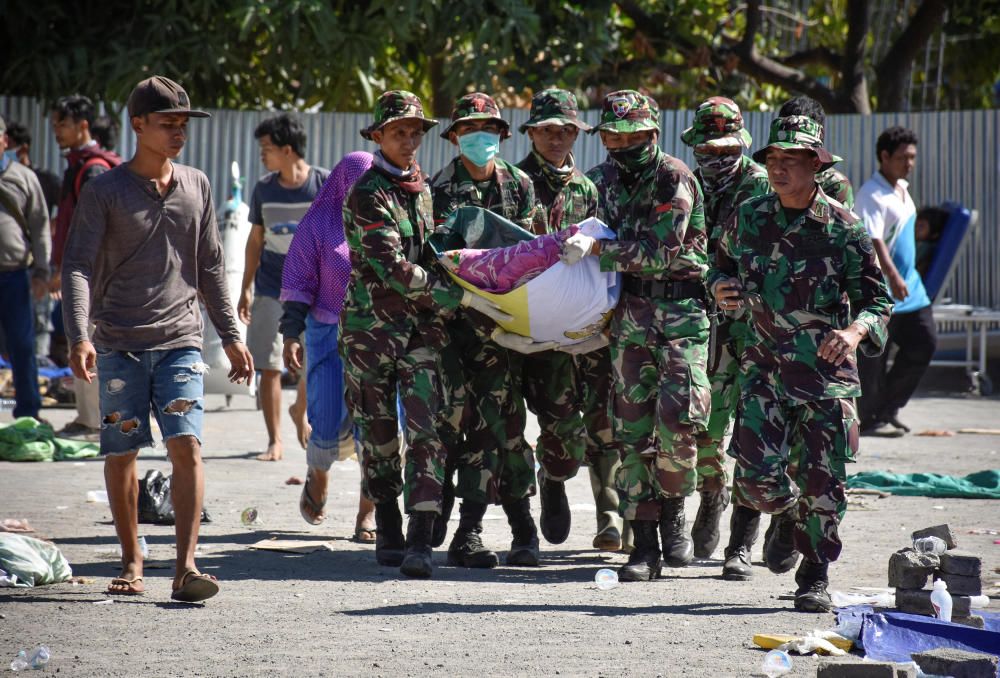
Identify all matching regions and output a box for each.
[875,0,953,110]
[837,0,871,113]
[779,46,842,70]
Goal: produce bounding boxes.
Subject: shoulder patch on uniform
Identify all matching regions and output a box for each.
[655,203,672,213]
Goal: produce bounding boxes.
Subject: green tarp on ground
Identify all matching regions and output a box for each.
[0,533,73,587]
[847,470,1000,499]
[0,417,99,462]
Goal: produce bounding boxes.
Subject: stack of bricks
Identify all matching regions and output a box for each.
[887,523,986,628]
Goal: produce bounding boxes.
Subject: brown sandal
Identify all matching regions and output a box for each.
[106,576,144,596]
[170,570,219,603]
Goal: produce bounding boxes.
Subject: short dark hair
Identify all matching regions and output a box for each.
[254,113,307,158]
[51,95,96,126]
[917,206,948,241]
[876,126,918,160]
[779,96,826,127]
[92,115,120,151]
[5,120,31,147]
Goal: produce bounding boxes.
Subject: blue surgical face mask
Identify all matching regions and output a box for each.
[458,131,501,168]
[1,150,17,167]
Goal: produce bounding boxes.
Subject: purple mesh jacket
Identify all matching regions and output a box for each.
[280,152,373,324]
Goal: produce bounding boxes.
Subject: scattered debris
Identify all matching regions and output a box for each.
[248,539,334,553]
[957,428,1000,435]
[915,429,955,437]
[0,519,33,533]
[285,476,303,485]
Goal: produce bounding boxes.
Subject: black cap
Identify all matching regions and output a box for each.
[127,76,210,119]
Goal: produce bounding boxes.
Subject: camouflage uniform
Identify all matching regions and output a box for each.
[342,91,462,515]
[586,91,712,523]
[709,116,892,565]
[818,167,854,210]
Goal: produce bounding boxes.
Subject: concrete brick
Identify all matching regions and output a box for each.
[894,588,972,617]
[887,548,938,589]
[953,614,986,629]
[911,524,958,549]
[912,647,999,678]
[816,660,916,678]
[934,570,983,596]
[939,549,983,577]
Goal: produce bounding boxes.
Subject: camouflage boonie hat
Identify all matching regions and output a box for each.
[680,96,752,148]
[588,90,659,135]
[360,90,437,141]
[752,115,842,170]
[440,92,511,139]
[518,88,591,133]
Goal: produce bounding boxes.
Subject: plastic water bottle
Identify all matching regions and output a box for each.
[138,536,149,559]
[930,579,952,622]
[10,650,28,672]
[28,646,50,670]
[594,568,619,590]
[760,649,793,677]
[240,507,261,526]
[86,490,109,504]
[913,536,947,555]
[969,595,990,609]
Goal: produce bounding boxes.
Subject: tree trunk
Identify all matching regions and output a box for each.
[875,0,952,111]
[429,56,450,118]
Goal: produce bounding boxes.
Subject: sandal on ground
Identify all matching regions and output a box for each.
[106,576,144,596]
[353,526,376,543]
[299,472,326,525]
[170,570,219,603]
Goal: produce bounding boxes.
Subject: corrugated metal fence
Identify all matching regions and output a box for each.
[3,96,997,309]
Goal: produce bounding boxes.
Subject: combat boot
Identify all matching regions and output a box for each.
[659,497,694,567]
[502,497,540,566]
[374,500,405,567]
[765,509,800,574]
[447,501,499,568]
[794,560,833,612]
[589,455,622,551]
[618,520,661,582]
[721,505,761,581]
[539,471,571,545]
[400,511,436,578]
[691,488,729,558]
[430,471,455,548]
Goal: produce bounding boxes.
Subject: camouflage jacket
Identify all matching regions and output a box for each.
[818,167,854,210]
[516,151,598,234]
[695,155,770,251]
[708,187,893,402]
[431,156,536,231]
[341,167,464,356]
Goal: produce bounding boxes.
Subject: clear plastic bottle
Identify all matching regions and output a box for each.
[138,536,149,559]
[913,536,947,555]
[10,650,28,672]
[930,579,953,622]
[28,646,50,670]
[594,568,619,590]
[760,649,793,677]
[969,594,990,609]
[240,507,262,526]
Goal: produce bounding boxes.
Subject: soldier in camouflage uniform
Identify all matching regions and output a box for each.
[779,96,854,208]
[567,90,712,583]
[709,115,892,611]
[680,97,771,573]
[514,88,621,551]
[342,90,509,578]
[430,92,542,567]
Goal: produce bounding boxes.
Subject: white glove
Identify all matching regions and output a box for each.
[490,328,559,354]
[560,232,596,265]
[556,333,610,355]
[461,290,513,323]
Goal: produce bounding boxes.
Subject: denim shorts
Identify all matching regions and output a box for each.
[96,347,206,456]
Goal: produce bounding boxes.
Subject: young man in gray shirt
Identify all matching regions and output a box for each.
[62,76,254,602]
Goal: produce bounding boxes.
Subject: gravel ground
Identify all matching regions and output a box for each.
[2,369,999,677]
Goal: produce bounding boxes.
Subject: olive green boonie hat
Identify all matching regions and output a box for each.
[360,90,438,141]
[588,90,659,135]
[440,92,511,139]
[681,96,752,148]
[518,88,591,134]
[752,115,841,170]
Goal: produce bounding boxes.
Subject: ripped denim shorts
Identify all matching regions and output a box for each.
[95,346,207,456]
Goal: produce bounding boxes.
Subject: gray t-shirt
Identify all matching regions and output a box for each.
[62,162,241,352]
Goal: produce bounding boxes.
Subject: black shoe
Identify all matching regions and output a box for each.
[691,489,729,559]
[886,416,911,433]
[592,526,622,552]
[764,510,800,574]
[374,501,405,567]
[618,520,661,581]
[659,497,694,567]
[503,498,540,567]
[400,511,436,578]
[446,502,499,568]
[431,471,455,548]
[539,474,571,545]
[794,560,833,612]
[860,420,904,438]
[721,505,761,581]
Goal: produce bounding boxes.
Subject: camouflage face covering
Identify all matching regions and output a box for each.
[518,88,591,133]
[440,92,511,139]
[751,115,841,169]
[681,96,752,148]
[360,90,438,140]
[588,90,659,135]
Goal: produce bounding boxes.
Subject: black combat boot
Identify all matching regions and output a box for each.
[502,497,540,566]
[721,505,761,581]
[794,560,833,612]
[691,488,730,558]
[400,511,436,578]
[374,500,405,567]
[618,520,661,582]
[539,472,571,545]
[446,502,499,568]
[764,509,800,574]
[430,471,455,548]
[659,497,694,567]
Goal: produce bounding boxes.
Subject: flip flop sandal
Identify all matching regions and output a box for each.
[353,527,377,543]
[106,576,144,596]
[299,473,326,525]
[170,570,219,603]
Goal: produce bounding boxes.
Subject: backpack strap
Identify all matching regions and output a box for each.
[73,156,113,200]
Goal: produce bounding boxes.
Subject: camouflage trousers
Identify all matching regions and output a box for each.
[693,340,740,493]
[519,350,587,482]
[574,346,621,466]
[343,332,447,514]
[612,335,711,521]
[729,380,858,564]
